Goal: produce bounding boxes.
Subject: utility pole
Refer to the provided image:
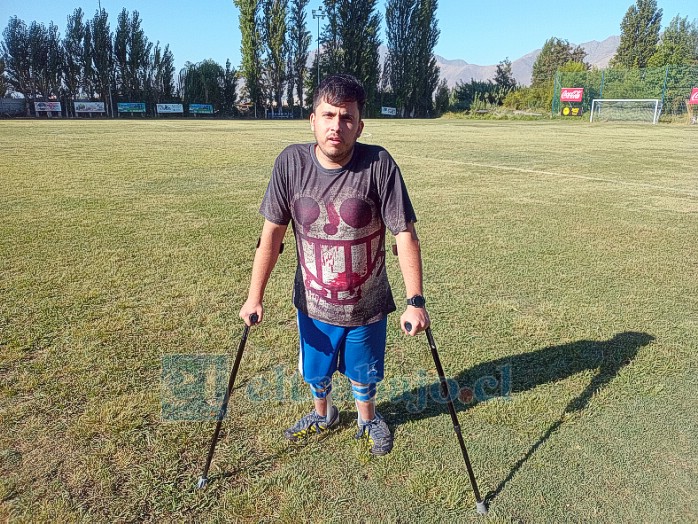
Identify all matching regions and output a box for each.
[312,5,325,87]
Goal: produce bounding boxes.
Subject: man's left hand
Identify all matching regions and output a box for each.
[401,307,430,336]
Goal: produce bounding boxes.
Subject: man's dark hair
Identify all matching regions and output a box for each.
[313,74,366,115]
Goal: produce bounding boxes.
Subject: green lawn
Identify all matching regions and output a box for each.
[1,118,696,522]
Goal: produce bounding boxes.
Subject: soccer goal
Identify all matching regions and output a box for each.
[590,99,661,124]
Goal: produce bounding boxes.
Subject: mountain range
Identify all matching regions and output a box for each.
[435,35,620,87]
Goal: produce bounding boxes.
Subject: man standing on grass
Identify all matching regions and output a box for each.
[239,73,429,455]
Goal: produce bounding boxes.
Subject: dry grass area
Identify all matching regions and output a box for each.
[1,119,696,522]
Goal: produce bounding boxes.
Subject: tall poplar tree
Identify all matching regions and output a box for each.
[88,8,114,115]
[262,0,288,115]
[224,59,238,114]
[2,16,32,112]
[63,8,86,115]
[82,21,94,99]
[286,0,311,114]
[113,9,129,97]
[611,0,662,68]
[127,11,151,99]
[408,0,439,117]
[384,0,415,114]
[384,0,439,117]
[234,0,264,116]
[320,0,382,114]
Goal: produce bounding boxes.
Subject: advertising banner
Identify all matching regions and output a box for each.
[689,88,698,105]
[74,101,105,113]
[35,101,62,112]
[189,104,214,114]
[118,102,146,113]
[157,103,184,114]
[381,106,397,116]
[561,106,583,117]
[560,88,584,103]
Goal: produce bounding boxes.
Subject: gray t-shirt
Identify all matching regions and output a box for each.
[260,142,416,326]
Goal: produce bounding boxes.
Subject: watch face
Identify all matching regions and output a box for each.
[409,295,425,307]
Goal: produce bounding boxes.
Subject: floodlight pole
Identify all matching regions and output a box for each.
[312,6,325,87]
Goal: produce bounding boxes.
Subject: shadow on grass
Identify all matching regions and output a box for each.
[378,331,655,504]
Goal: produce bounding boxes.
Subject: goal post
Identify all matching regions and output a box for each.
[590,99,661,124]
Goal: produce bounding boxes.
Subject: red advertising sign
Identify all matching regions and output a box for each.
[560,88,584,103]
[689,88,698,105]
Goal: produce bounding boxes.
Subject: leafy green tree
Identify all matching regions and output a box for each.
[286,0,311,115]
[494,57,517,91]
[531,37,587,87]
[2,16,32,112]
[234,0,264,116]
[0,58,6,97]
[262,0,288,115]
[127,11,152,99]
[88,8,114,115]
[611,0,662,68]
[321,0,382,115]
[408,0,439,117]
[44,22,63,101]
[648,15,698,67]
[384,0,414,114]
[82,21,94,99]
[27,22,48,100]
[433,77,449,115]
[452,79,510,111]
[146,42,176,105]
[24,21,63,105]
[180,59,226,108]
[63,8,86,115]
[224,59,238,115]
[113,9,129,97]
[385,0,440,118]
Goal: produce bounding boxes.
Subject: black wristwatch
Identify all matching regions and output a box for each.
[406,294,426,308]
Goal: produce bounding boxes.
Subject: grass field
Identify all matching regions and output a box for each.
[1,118,697,522]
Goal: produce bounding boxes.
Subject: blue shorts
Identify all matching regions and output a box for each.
[297,310,387,392]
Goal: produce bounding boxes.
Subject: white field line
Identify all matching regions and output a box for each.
[400,154,698,197]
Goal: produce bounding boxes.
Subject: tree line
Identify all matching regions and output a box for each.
[232,0,441,118]
[478,0,698,113]
[5,0,691,118]
[1,0,443,119]
[1,8,181,117]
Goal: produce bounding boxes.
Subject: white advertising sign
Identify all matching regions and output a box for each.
[74,101,105,113]
[157,103,184,114]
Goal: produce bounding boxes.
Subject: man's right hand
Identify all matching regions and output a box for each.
[239,301,263,326]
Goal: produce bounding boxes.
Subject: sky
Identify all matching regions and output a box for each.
[1,0,696,74]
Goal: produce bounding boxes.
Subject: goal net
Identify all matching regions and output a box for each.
[590,99,661,124]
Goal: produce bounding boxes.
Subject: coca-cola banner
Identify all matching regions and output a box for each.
[560,88,584,102]
[689,88,698,105]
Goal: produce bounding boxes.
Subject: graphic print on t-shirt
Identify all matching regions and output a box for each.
[292,190,385,307]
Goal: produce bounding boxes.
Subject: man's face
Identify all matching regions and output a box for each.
[310,98,364,169]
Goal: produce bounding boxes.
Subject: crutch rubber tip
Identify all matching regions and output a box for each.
[476,501,488,515]
[196,476,208,489]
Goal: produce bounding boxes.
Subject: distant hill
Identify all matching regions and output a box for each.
[435,35,620,87]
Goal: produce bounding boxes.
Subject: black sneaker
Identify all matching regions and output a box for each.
[283,406,340,442]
